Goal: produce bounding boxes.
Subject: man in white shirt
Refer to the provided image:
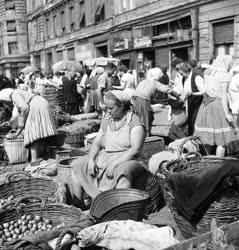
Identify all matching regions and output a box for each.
[178,63,205,135]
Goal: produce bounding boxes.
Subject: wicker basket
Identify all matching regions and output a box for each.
[164,157,239,239]
[0,198,94,249]
[0,171,66,207]
[57,157,80,204]
[4,137,28,164]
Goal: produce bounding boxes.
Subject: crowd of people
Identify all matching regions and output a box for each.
[0,55,238,208]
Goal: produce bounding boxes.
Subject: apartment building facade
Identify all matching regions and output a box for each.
[25,0,239,74]
[0,0,29,78]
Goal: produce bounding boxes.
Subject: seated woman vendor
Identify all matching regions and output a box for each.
[71,90,146,207]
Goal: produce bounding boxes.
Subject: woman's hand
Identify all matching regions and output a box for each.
[88,158,97,176]
[106,163,117,179]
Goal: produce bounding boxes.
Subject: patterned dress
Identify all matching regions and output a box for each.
[194,70,239,154]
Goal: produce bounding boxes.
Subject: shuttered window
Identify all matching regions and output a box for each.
[57,51,63,61]
[8,42,17,54]
[34,55,41,69]
[213,20,234,56]
[7,20,16,32]
[5,0,15,10]
[155,47,169,68]
[214,20,234,45]
[67,48,75,61]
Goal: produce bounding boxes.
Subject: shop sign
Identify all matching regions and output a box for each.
[134,36,152,49]
[113,39,129,52]
[76,43,92,61]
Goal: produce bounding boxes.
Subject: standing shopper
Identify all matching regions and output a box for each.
[194,55,239,157]
[0,88,56,164]
[228,65,239,126]
[132,68,178,136]
[179,63,205,135]
[62,72,80,115]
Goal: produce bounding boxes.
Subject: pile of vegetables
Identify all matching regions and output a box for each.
[0,214,65,244]
[59,119,101,135]
[49,104,72,127]
[58,119,101,147]
[0,195,14,210]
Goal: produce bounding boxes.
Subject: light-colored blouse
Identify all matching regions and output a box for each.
[134,79,169,101]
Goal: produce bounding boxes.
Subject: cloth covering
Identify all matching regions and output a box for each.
[77,220,179,250]
[167,158,239,222]
[0,88,14,102]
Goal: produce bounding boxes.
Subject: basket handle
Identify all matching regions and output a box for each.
[6,171,31,183]
[55,230,76,250]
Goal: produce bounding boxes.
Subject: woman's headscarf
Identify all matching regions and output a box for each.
[106,90,131,103]
[211,55,233,73]
[89,67,104,79]
[146,68,163,81]
[0,88,14,102]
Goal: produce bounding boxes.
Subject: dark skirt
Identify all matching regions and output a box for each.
[66,103,79,115]
[132,96,153,136]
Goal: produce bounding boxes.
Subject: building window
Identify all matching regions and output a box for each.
[6,20,16,32]
[79,0,85,28]
[5,0,15,10]
[8,42,18,55]
[213,20,234,56]
[122,0,135,11]
[46,18,50,38]
[67,48,75,61]
[60,11,66,33]
[34,55,41,69]
[57,50,63,61]
[53,15,57,36]
[95,2,105,23]
[47,52,53,72]
[69,6,75,31]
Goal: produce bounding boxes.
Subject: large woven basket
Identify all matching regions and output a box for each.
[4,137,28,164]
[0,171,66,207]
[164,157,239,239]
[0,198,94,250]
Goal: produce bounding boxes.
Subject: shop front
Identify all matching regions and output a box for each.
[111,38,133,69]
[133,36,154,74]
[76,42,93,63]
[152,13,195,75]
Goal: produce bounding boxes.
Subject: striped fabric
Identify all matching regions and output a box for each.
[24,95,56,146]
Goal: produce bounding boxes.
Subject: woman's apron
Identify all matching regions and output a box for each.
[94,113,133,191]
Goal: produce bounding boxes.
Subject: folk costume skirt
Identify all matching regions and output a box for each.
[194,95,239,154]
[24,95,56,146]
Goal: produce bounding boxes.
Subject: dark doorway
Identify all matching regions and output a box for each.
[96,45,108,57]
[171,47,188,61]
